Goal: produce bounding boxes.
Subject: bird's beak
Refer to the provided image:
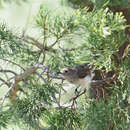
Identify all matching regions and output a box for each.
[56,68,68,77]
[56,71,65,79]
[56,71,63,75]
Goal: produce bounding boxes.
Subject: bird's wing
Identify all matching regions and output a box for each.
[75,63,92,78]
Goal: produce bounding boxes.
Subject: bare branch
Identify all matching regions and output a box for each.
[22,36,56,53]
[36,71,47,82]
[43,13,48,45]
[0,64,47,87]
[58,80,64,107]
[0,58,25,71]
[59,47,77,51]
[1,80,15,105]
[6,64,47,101]
[0,76,15,87]
[48,28,68,48]
[0,77,10,87]
[70,90,86,102]
[14,64,45,82]
[0,69,17,75]
[118,41,130,58]
[48,38,59,48]
[22,37,44,50]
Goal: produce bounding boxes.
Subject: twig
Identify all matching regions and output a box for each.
[0,66,9,81]
[92,72,118,86]
[14,64,46,82]
[41,52,46,64]
[0,69,17,75]
[22,37,44,50]
[23,36,56,53]
[59,80,64,101]
[48,38,59,48]
[57,79,64,107]
[48,28,68,48]
[1,80,15,105]
[0,58,48,83]
[43,13,48,45]
[0,64,47,101]
[59,46,77,51]
[0,58,25,71]
[0,76,15,87]
[70,90,86,102]
[36,71,47,83]
[0,77,10,87]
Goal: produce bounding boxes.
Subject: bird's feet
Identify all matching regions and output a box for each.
[75,87,86,96]
[74,88,80,96]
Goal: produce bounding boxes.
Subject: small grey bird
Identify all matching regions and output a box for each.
[58,63,116,99]
[59,63,99,92]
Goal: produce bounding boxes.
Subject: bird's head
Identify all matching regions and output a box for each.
[58,67,77,80]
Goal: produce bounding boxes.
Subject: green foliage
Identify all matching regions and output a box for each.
[0,22,39,64]
[35,5,79,70]
[90,0,130,8]
[0,2,129,130]
[71,8,127,69]
[0,109,11,128]
[0,82,58,129]
[36,6,129,130]
[35,5,77,43]
[80,99,130,130]
[0,23,22,56]
[44,108,81,130]
[67,0,130,8]
[35,6,129,130]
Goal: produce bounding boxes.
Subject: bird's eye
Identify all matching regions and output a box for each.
[64,70,68,73]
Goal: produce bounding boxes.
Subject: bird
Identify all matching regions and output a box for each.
[58,63,117,100]
[58,63,102,93]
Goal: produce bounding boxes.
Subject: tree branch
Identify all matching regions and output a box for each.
[43,13,48,45]
[0,58,25,71]
[0,69,17,75]
[21,35,56,53]
[7,64,47,101]
[22,37,44,50]
[0,77,10,87]
[14,64,45,82]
